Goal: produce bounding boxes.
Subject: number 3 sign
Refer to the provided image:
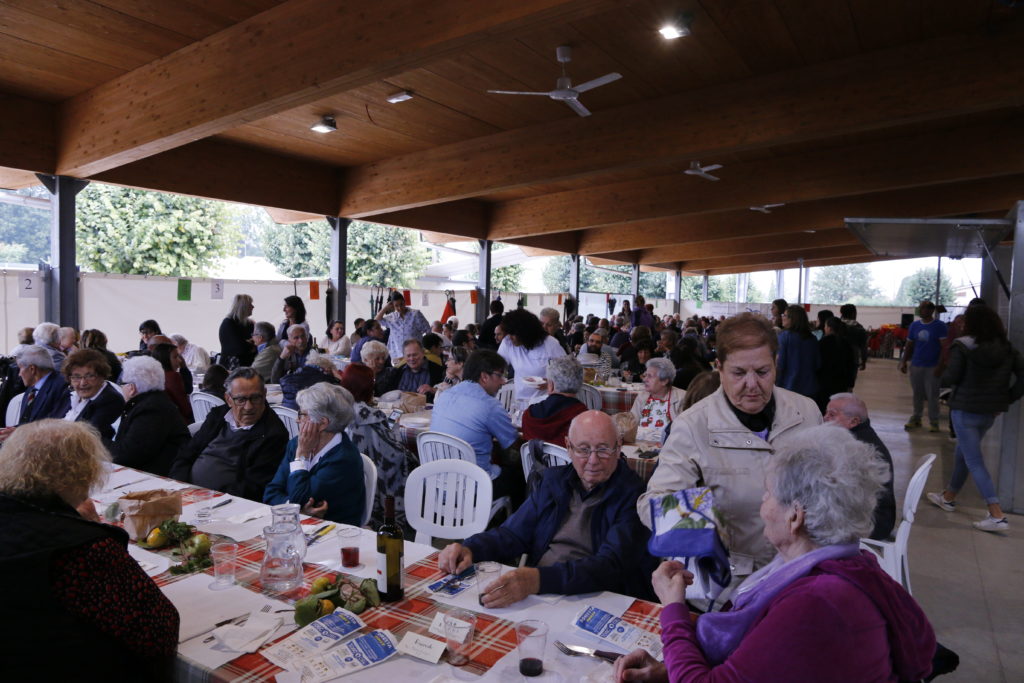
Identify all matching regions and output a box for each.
[19,273,40,299]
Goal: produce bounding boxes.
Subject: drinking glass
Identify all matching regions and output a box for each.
[475,561,503,608]
[210,542,239,590]
[443,608,477,666]
[337,527,361,568]
[515,619,548,677]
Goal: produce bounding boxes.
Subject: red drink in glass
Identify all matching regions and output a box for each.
[341,546,360,568]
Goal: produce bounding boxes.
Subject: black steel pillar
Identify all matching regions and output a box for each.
[701,275,709,302]
[999,201,1024,513]
[672,270,682,315]
[630,264,640,300]
[476,239,492,324]
[38,174,88,327]
[327,216,351,326]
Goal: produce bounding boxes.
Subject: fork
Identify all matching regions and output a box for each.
[201,605,290,643]
[554,640,620,664]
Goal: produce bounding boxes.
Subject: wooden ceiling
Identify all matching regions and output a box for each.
[1,0,1022,275]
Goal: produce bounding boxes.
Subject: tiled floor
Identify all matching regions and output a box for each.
[856,359,1022,682]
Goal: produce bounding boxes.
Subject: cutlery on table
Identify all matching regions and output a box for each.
[306,524,336,547]
[554,640,621,663]
[182,612,251,643]
[210,498,233,509]
[110,478,148,490]
[304,524,329,541]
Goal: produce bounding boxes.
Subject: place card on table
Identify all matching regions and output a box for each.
[396,632,446,664]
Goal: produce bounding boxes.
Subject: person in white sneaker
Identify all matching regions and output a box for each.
[928,305,1024,532]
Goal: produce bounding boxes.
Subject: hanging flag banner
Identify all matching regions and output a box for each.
[469,290,478,304]
[557,294,563,305]
[210,279,224,300]
[402,289,411,305]
[309,281,320,300]
[177,279,192,301]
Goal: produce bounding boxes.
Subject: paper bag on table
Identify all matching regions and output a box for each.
[612,411,638,444]
[118,489,182,541]
[399,391,427,413]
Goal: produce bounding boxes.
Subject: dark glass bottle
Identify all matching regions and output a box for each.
[376,495,404,602]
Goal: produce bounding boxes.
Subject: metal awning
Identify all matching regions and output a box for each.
[845,217,1012,259]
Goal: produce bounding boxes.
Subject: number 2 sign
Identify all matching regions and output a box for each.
[19,273,40,299]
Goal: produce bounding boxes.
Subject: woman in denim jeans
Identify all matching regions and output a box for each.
[929,305,1024,532]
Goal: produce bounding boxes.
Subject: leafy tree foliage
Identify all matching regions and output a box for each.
[468,242,523,292]
[679,275,763,302]
[0,187,50,262]
[896,267,956,306]
[0,242,29,263]
[542,256,665,297]
[76,185,239,276]
[808,264,880,304]
[260,219,331,277]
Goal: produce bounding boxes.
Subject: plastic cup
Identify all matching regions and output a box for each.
[337,527,361,568]
[443,608,477,667]
[516,619,548,677]
[475,561,503,607]
[210,542,239,590]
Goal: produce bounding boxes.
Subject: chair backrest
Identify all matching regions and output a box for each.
[901,453,937,526]
[416,430,475,463]
[272,405,300,439]
[189,392,225,424]
[519,441,571,481]
[5,392,23,427]
[576,384,602,410]
[404,459,493,544]
[497,383,516,413]
[360,453,377,526]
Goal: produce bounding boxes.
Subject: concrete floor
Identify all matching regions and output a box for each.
[856,359,1022,682]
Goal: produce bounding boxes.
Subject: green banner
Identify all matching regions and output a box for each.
[177,278,192,301]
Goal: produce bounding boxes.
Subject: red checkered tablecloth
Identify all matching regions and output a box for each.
[595,386,640,414]
[620,598,663,635]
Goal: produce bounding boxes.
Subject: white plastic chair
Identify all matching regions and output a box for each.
[404,459,494,545]
[576,384,602,411]
[416,430,513,525]
[272,405,300,439]
[497,383,516,413]
[859,453,936,595]
[5,392,23,427]
[189,392,225,425]
[519,441,571,482]
[360,453,377,526]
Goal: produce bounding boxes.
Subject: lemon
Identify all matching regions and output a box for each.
[310,576,333,594]
[146,527,168,548]
[317,599,336,617]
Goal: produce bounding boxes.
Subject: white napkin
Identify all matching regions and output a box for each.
[226,509,267,524]
[213,610,284,653]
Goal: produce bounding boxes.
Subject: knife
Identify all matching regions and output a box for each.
[111,478,148,490]
[210,498,233,509]
[179,612,251,643]
[306,523,336,546]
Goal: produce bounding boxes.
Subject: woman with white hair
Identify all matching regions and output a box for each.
[521,355,587,447]
[617,425,936,682]
[263,383,365,525]
[170,333,210,374]
[0,420,180,680]
[218,293,256,369]
[279,350,341,410]
[108,356,190,476]
[33,321,66,371]
[630,356,686,444]
[359,339,397,397]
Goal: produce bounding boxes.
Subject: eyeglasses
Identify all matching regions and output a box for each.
[297,411,310,420]
[567,442,617,460]
[69,373,99,382]
[229,394,265,405]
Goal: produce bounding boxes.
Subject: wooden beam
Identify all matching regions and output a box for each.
[57,0,627,177]
[621,229,858,265]
[677,245,872,272]
[91,139,341,216]
[369,200,489,239]
[504,232,579,254]
[577,174,1024,255]
[0,93,56,175]
[339,24,1024,217]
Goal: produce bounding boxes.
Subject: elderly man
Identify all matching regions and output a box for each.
[431,349,521,501]
[825,392,896,540]
[170,333,210,373]
[376,291,431,362]
[522,355,588,447]
[577,330,620,369]
[540,306,569,352]
[438,410,655,605]
[271,324,310,383]
[170,367,290,500]
[0,346,69,441]
[898,300,948,431]
[33,322,66,372]
[251,321,281,382]
[378,339,444,400]
[350,319,386,364]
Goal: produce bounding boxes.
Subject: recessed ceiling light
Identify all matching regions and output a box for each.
[804,229,816,233]
[310,115,337,134]
[386,90,413,104]
[659,13,692,39]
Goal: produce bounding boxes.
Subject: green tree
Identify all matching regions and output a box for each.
[76,185,239,276]
[896,267,956,306]
[260,219,331,277]
[542,256,665,297]
[808,264,879,304]
[0,186,50,262]
[468,242,523,292]
[0,242,29,263]
[346,221,429,287]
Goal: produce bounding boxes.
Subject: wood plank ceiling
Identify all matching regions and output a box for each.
[1,0,1022,276]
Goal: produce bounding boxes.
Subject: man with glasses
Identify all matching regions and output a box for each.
[438,411,654,607]
[170,367,290,500]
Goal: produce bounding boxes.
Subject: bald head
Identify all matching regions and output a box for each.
[824,393,868,430]
[567,410,621,490]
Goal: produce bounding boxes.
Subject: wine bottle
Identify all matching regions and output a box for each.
[376,495,404,602]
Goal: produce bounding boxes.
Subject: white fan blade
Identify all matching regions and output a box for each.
[565,98,591,117]
[766,203,785,208]
[573,72,622,94]
[702,172,721,181]
[702,164,723,172]
[487,89,554,96]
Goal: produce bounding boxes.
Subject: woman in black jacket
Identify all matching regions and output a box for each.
[816,316,858,413]
[59,349,125,442]
[218,293,256,369]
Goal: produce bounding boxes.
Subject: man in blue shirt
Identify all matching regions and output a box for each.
[430,349,522,502]
[898,300,948,431]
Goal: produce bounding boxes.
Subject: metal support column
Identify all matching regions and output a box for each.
[701,275,709,302]
[980,244,1012,318]
[327,217,351,326]
[475,239,492,324]
[999,201,1024,513]
[38,174,88,327]
[775,269,785,301]
[630,264,640,301]
[796,259,805,304]
[934,256,942,305]
[672,270,682,315]
[568,254,581,303]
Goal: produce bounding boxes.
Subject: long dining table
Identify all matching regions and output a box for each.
[91,466,664,682]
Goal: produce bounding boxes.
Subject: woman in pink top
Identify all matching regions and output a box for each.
[616,424,936,682]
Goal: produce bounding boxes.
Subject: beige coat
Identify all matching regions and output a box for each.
[637,386,822,570]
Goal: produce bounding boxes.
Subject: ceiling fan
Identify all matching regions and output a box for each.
[750,203,786,214]
[684,161,723,181]
[486,45,621,117]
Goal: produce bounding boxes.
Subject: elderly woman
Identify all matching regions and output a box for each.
[218,293,256,369]
[279,351,341,409]
[498,308,566,405]
[617,425,936,682]
[630,357,686,445]
[33,321,66,371]
[0,420,180,680]
[359,339,396,397]
[263,383,364,525]
[639,313,822,574]
[339,363,418,531]
[60,349,125,441]
[109,356,190,476]
[80,328,122,381]
[170,333,210,373]
[521,355,588,447]
[320,320,352,356]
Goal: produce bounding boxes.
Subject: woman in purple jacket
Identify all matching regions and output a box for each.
[616,424,936,682]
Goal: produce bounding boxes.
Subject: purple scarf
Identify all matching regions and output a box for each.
[696,543,859,665]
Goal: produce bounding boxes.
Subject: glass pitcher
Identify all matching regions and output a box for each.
[271,503,307,560]
[260,523,304,592]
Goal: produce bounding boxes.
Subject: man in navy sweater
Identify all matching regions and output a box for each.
[438,410,655,606]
